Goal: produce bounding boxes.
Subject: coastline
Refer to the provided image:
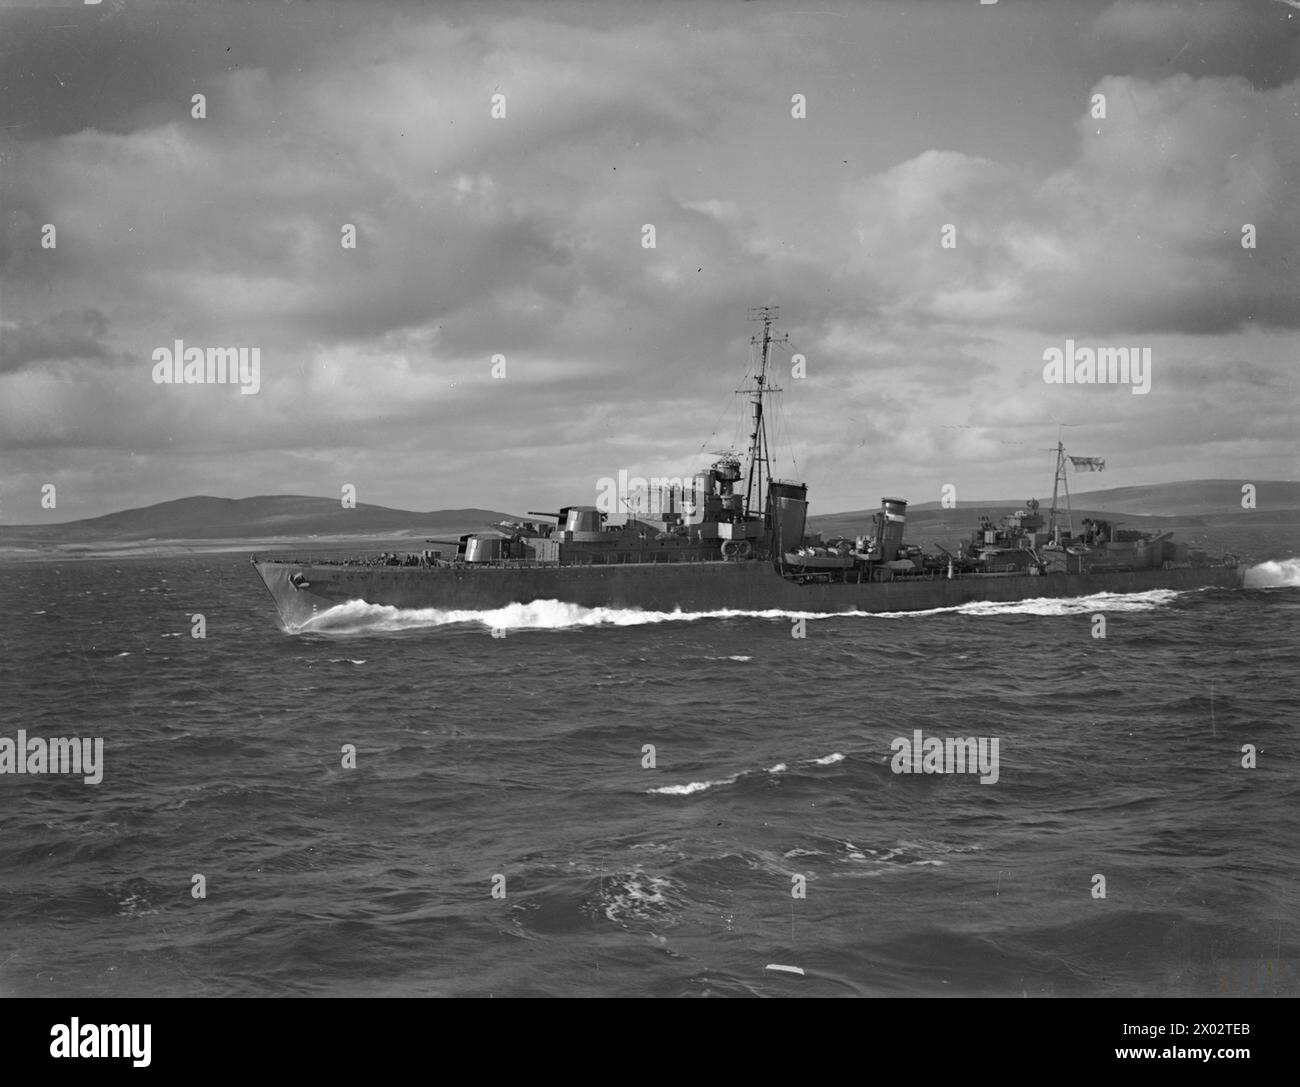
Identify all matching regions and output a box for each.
[0,533,469,563]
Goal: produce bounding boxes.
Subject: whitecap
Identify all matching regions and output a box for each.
[647,775,738,796]
[1245,557,1300,588]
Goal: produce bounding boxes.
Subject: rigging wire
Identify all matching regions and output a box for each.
[752,336,801,481]
[774,391,799,480]
[693,321,809,491]
[695,337,761,466]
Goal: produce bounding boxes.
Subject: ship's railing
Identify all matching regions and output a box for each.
[252,549,425,566]
[252,550,732,569]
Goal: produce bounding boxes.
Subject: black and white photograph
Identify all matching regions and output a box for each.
[0,0,1296,1048]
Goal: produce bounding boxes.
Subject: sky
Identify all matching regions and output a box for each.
[1,0,1297,524]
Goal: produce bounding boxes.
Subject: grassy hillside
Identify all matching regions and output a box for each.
[2,479,1295,551]
[910,480,1300,518]
[0,495,517,544]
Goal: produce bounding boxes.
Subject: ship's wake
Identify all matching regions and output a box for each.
[290,589,1181,635]
[1244,557,1300,589]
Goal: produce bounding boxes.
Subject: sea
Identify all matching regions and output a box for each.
[1,528,1297,998]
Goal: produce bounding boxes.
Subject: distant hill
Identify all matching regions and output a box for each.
[0,495,519,544]
[809,479,1300,544]
[913,480,1300,518]
[2,480,1295,549]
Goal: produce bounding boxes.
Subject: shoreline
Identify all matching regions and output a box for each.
[0,534,468,562]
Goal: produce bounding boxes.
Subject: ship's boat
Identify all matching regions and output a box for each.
[252,308,1245,629]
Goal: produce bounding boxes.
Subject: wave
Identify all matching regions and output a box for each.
[595,869,682,926]
[294,598,819,634]
[1244,557,1300,589]
[292,588,1182,634]
[647,751,845,796]
[647,775,739,796]
[872,588,1181,618]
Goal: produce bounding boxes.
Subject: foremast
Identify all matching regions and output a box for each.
[739,306,786,519]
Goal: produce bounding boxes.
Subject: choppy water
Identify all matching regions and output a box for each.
[1,543,1297,997]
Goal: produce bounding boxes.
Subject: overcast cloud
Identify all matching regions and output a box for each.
[1,0,1296,522]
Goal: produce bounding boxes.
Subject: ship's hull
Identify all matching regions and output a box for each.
[253,558,1245,630]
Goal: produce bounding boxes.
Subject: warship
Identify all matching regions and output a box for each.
[253,308,1244,630]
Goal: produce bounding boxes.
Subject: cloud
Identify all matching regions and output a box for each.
[0,3,1294,521]
[845,74,1300,336]
[0,308,113,373]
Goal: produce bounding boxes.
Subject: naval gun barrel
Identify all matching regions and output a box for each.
[527,511,562,519]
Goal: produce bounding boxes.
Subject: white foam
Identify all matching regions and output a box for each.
[295,598,813,634]
[1244,557,1300,588]
[291,588,1186,634]
[600,870,679,925]
[647,774,739,796]
[872,588,1182,618]
[650,751,842,796]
